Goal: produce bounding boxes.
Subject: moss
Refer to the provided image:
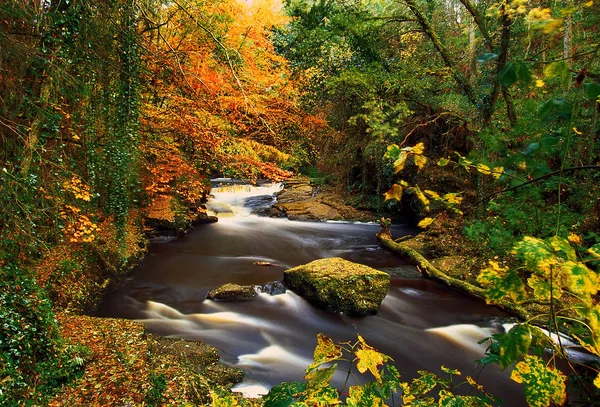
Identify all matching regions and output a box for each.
[206,283,258,301]
[284,257,390,316]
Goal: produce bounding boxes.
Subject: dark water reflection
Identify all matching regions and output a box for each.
[97,183,525,405]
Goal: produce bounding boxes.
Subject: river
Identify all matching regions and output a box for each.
[96,181,525,405]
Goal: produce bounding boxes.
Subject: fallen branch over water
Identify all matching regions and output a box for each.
[376,220,532,320]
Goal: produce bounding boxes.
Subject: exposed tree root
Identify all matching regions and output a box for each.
[377,221,531,320]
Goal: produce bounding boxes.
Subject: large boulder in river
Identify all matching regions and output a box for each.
[283,257,390,316]
[206,283,257,301]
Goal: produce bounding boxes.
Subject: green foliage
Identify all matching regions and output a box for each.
[145,372,167,406]
[0,264,86,404]
[264,334,495,407]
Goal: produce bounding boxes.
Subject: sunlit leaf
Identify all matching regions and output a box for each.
[264,382,307,407]
[512,237,553,273]
[414,154,427,170]
[563,261,598,302]
[544,61,570,86]
[491,167,504,179]
[442,193,463,205]
[476,163,492,175]
[587,244,600,260]
[424,190,440,199]
[411,370,438,395]
[411,142,425,155]
[307,334,342,372]
[302,385,340,406]
[440,366,461,375]
[384,184,403,202]
[567,233,582,245]
[384,144,401,160]
[437,157,450,167]
[527,274,562,301]
[594,373,600,389]
[355,335,389,383]
[547,236,576,261]
[418,217,435,229]
[394,151,408,173]
[438,390,492,407]
[477,262,527,304]
[510,355,566,407]
[305,365,337,389]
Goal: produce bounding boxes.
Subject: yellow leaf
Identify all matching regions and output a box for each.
[585,1,594,7]
[308,334,342,372]
[573,127,583,135]
[411,142,425,155]
[594,373,600,389]
[355,335,389,383]
[567,233,582,244]
[393,151,408,173]
[417,217,434,229]
[384,184,403,202]
[413,154,427,170]
[476,163,492,175]
[535,79,545,88]
[424,190,440,199]
[491,167,504,179]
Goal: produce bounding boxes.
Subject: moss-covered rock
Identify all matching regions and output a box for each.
[206,283,258,301]
[283,257,390,316]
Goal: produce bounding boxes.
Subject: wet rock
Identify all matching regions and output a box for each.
[259,280,287,295]
[275,201,342,222]
[206,283,258,301]
[283,257,390,316]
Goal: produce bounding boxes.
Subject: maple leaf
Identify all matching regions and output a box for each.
[384,184,403,202]
[307,334,342,373]
[354,335,389,383]
[511,355,566,407]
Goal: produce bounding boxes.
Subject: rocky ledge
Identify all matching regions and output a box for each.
[260,177,376,222]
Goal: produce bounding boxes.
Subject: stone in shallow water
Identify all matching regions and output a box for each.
[206,283,257,301]
[283,257,390,316]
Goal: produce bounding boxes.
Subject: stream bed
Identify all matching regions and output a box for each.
[96,181,525,405]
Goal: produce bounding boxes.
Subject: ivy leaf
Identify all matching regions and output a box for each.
[510,355,566,407]
[355,334,389,383]
[477,261,527,304]
[383,184,403,202]
[307,334,342,372]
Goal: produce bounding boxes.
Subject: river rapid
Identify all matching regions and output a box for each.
[97,181,525,405]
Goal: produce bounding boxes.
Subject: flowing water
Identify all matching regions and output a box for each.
[97,181,525,405]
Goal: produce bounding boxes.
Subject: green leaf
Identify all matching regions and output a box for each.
[544,61,570,87]
[302,385,340,407]
[347,383,385,407]
[563,261,598,302]
[305,365,337,390]
[527,274,563,301]
[263,382,306,407]
[437,157,450,167]
[512,237,553,273]
[584,83,600,101]
[307,334,342,372]
[510,355,566,407]
[587,243,600,260]
[494,324,533,369]
[384,144,400,160]
[438,390,493,407]
[497,61,531,87]
[547,236,576,261]
[537,98,573,124]
[477,262,527,304]
[411,370,439,395]
[497,62,518,86]
[477,53,497,63]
